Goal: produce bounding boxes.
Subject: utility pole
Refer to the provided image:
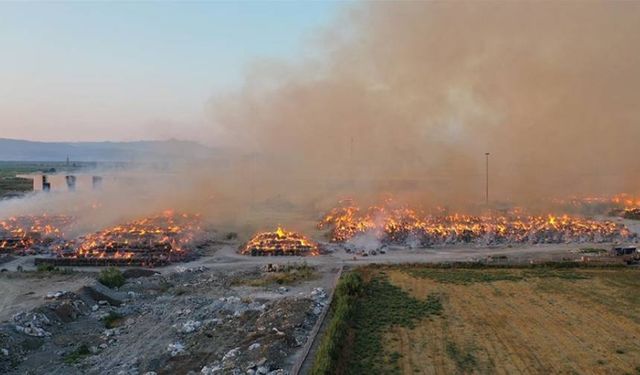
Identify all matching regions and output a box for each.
[485,152,490,205]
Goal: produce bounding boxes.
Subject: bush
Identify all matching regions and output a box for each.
[311,271,363,375]
[37,263,57,272]
[102,311,123,329]
[63,344,91,364]
[98,268,125,289]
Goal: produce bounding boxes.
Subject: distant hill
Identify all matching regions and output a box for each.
[0,138,214,162]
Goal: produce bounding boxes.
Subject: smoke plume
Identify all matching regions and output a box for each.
[212,1,640,209]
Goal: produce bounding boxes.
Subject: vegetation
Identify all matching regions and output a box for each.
[579,247,608,254]
[311,271,363,375]
[312,270,442,375]
[445,341,478,372]
[63,344,91,364]
[102,311,124,329]
[98,268,125,289]
[239,262,318,287]
[35,263,74,275]
[407,267,589,284]
[0,161,88,198]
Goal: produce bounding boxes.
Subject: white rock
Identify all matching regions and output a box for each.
[248,343,261,351]
[167,342,185,357]
[222,347,240,362]
[201,364,223,374]
[181,320,202,333]
[1,348,8,356]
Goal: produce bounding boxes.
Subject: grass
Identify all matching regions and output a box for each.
[98,268,125,289]
[445,341,478,372]
[102,311,124,329]
[35,263,74,275]
[239,262,318,287]
[311,271,363,375]
[0,161,90,198]
[312,269,443,375]
[407,266,590,285]
[579,247,608,254]
[63,344,91,364]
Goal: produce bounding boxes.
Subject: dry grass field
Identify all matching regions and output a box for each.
[377,266,640,374]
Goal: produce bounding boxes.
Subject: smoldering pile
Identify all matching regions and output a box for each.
[0,211,207,267]
[318,200,636,247]
[42,211,203,267]
[240,227,319,256]
[0,215,73,255]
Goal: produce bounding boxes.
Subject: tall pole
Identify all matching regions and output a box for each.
[485,152,490,205]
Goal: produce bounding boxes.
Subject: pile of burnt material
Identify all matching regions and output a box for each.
[39,212,202,267]
[0,215,72,255]
[623,208,640,220]
[319,201,636,246]
[240,227,319,256]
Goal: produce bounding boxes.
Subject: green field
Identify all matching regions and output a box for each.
[0,161,89,198]
[313,264,640,375]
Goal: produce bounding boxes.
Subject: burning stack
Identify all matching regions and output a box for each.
[318,201,635,246]
[0,215,72,255]
[240,227,319,256]
[42,211,202,267]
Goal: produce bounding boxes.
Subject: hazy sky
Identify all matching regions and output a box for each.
[0,1,341,144]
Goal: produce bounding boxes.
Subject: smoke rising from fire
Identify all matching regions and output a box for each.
[212,1,640,209]
[2,2,640,236]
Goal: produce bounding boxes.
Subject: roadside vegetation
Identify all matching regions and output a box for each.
[35,263,74,275]
[312,269,442,375]
[313,264,640,374]
[62,344,91,364]
[102,311,124,329]
[236,263,318,287]
[98,268,125,289]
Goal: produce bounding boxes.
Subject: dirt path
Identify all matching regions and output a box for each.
[0,273,93,321]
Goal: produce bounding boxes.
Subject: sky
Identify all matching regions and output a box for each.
[0,1,343,144]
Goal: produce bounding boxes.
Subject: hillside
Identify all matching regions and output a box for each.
[0,138,213,162]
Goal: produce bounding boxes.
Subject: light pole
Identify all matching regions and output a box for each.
[485,152,490,205]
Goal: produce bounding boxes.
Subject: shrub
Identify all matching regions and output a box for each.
[311,271,363,375]
[63,344,91,364]
[102,311,123,329]
[98,268,125,289]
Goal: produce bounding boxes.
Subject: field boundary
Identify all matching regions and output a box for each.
[291,265,344,375]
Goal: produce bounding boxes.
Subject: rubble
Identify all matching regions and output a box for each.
[180,320,202,334]
[167,342,186,357]
[0,264,325,374]
[13,312,51,337]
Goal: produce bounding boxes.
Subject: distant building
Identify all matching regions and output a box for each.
[17,173,108,192]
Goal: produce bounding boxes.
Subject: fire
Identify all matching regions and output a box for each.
[56,211,202,265]
[241,226,319,256]
[0,215,73,254]
[318,200,635,246]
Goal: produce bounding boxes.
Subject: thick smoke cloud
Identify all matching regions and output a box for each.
[3,2,640,236]
[212,1,640,209]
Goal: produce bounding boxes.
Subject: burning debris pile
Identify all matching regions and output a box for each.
[0,215,73,254]
[240,227,319,256]
[318,200,635,246]
[621,208,640,221]
[554,193,640,216]
[41,211,202,267]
